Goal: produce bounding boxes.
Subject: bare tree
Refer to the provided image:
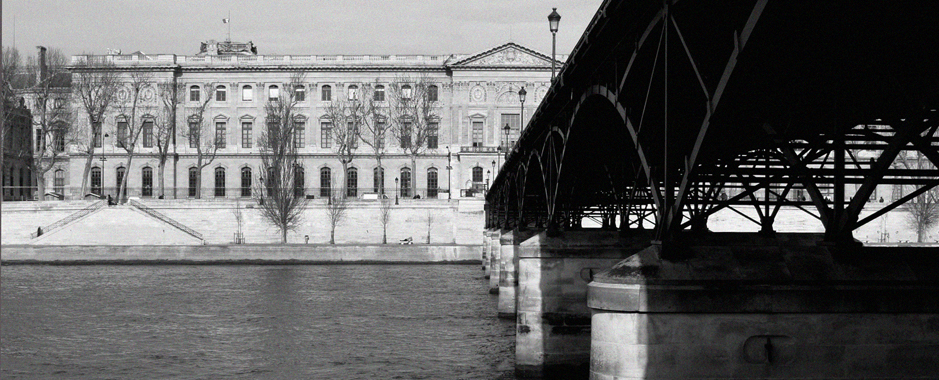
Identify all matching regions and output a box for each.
[897,149,939,242]
[1,47,24,203]
[254,73,309,243]
[178,83,218,199]
[326,189,349,244]
[155,80,184,199]
[232,197,245,244]
[378,197,392,244]
[112,70,156,202]
[71,55,120,197]
[26,47,72,200]
[389,74,441,197]
[354,80,392,195]
[322,84,363,197]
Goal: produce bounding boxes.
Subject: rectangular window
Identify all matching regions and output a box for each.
[189,87,200,102]
[242,122,253,148]
[348,122,358,149]
[294,122,305,149]
[269,86,280,101]
[295,86,306,101]
[189,122,199,148]
[93,122,102,148]
[321,85,332,101]
[501,113,521,148]
[376,121,386,149]
[54,130,65,152]
[242,86,253,101]
[428,85,438,102]
[321,122,332,148]
[117,121,128,148]
[472,121,484,147]
[427,122,438,149]
[142,120,153,148]
[216,87,226,102]
[215,122,226,149]
[36,129,44,151]
[401,121,411,149]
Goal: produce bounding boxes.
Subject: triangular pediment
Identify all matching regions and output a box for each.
[449,43,557,68]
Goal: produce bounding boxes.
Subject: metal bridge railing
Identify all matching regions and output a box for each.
[30,200,106,239]
[128,199,204,243]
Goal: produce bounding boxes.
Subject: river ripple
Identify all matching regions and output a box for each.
[1,265,515,379]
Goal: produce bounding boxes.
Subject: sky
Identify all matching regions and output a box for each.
[2,0,602,58]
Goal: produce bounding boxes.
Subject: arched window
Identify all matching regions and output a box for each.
[214,167,226,197]
[373,166,385,194]
[400,167,412,198]
[346,167,358,198]
[188,167,198,197]
[241,167,252,197]
[427,168,438,198]
[269,85,280,101]
[294,166,305,197]
[321,85,332,101]
[54,169,65,195]
[374,85,385,101]
[189,85,200,102]
[91,167,102,195]
[320,167,331,197]
[427,84,438,101]
[216,85,227,102]
[142,167,153,197]
[347,84,358,100]
[116,166,126,192]
[295,85,306,101]
[242,85,253,101]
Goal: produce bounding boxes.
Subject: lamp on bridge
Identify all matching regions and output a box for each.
[503,123,511,160]
[395,177,399,205]
[517,87,526,156]
[548,8,561,81]
[486,169,491,192]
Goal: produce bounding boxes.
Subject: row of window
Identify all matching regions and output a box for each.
[86,166,442,198]
[189,84,439,103]
[190,121,440,149]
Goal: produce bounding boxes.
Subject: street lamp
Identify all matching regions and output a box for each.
[486,169,491,192]
[99,155,107,197]
[446,146,452,201]
[395,177,399,205]
[517,86,526,156]
[548,8,561,81]
[503,123,511,160]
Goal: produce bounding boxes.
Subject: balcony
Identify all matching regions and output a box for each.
[460,146,499,153]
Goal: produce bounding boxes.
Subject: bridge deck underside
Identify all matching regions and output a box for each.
[487,0,939,245]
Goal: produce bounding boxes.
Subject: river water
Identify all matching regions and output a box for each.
[1,265,516,379]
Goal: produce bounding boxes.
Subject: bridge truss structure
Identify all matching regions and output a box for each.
[486,0,938,252]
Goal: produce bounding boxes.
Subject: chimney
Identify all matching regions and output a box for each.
[36,46,48,84]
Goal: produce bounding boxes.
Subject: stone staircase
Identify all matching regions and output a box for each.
[30,205,204,245]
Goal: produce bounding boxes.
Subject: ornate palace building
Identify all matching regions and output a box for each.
[52,41,562,200]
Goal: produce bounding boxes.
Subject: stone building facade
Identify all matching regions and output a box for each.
[53,42,561,200]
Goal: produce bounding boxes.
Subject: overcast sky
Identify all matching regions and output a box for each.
[2,0,601,58]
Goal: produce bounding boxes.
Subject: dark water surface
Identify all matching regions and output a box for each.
[1,265,515,379]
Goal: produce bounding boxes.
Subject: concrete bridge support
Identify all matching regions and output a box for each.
[498,229,538,319]
[515,230,648,378]
[587,234,939,380]
[488,229,502,294]
[482,229,492,274]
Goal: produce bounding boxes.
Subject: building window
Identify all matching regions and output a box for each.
[188,167,198,197]
[54,98,65,109]
[215,122,226,149]
[142,167,153,197]
[347,122,358,149]
[216,85,227,102]
[117,120,128,148]
[321,122,332,148]
[320,167,331,197]
[91,167,102,195]
[36,129,44,152]
[347,85,358,101]
[54,169,64,195]
[214,167,226,197]
[116,166,125,192]
[427,85,438,101]
[427,168,438,198]
[53,128,65,152]
[400,121,412,149]
[294,166,305,197]
[346,167,358,198]
[376,120,386,149]
[242,122,253,148]
[189,86,200,102]
[472,166,483,183]
[269,85,280,101]
[295,86,306,101]
[472,121,484,147]
[242,85,253,101]
[294,122,305,149]
[374,85,385,101]
[93,122,102,148]
[142,120,153,148]
[400,168,411,198]
[402,84,412,99]
[241,167,252,197]
[321,85,332,101]
[427,122,438,149]
[373,166,385,194]
[188,121,199,148]
[501,113,521,148]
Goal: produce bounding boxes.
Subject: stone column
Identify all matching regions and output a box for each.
[488,229,501,294]
[588,234,939,380]
[482,229,491,273]
[515,230,648,378]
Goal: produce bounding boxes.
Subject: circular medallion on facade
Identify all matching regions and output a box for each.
[141,87,155,102]
[117,87,129,102]
[471,86,485,102]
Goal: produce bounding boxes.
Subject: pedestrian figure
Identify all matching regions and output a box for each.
[36,227,43,237]
[107,194,114,206]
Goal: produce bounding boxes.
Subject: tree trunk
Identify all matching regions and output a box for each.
[383,226,387,244]
[340,161,349,198]
[330,227,336,244]
[80,150,94,197]
[36,172,46,201]
[158,158,166,198]
[195,154,203,199]
[282,226,288,244]
[119,153,135,203]
[410,156,417,198]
